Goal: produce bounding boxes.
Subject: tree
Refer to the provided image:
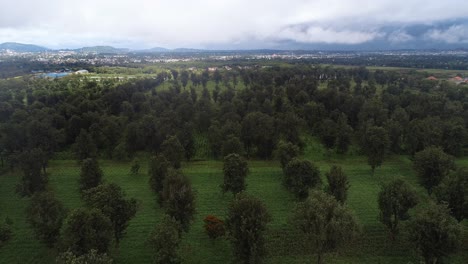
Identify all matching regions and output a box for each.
[56,250,113,264]
[225,193,271,264]
[130,158,140,175]
[291,190,360,264]
[83,183,138,245]
[241,112,276,158]
[221,136,245,157]
[283,158,321,199]
[325,165,350,204]
[413,146,455,194]
[148,215,181,264]
[62,208,113,255]
[360,126,389,174]
[72,129,97,160]
[161,170,196,232]
[16,148,48,197]
[407,203,461,264]
[377,178,418,239]
[161,136,185,169]
[336,114,353,154]
[0,222,12,248]
[26,191,66,247]
[79,158,103,192]
[276,141,300,170]
[148,154,170,203]
[222,153,249,194]
[317,118,338,149]
[434,168,468,221]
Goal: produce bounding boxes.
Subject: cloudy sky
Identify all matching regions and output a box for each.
[1,0,468,49]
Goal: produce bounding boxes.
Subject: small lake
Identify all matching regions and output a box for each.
[40,72,72,78]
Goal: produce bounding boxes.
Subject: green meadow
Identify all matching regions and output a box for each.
[1,144,467,264]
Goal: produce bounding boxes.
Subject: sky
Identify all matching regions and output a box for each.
[1,0,468,50]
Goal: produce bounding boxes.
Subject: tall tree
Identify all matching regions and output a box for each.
[83,183,138,245]
[62,208,113,255]
[148,154,170,203]
[72,129,97,161]
[407,203,461,264]
[161,170,196,232]
[434,168,468,222]
[283,158,321,199]
[276,141,300,170]
[79,158,103,192]
[148,215,181,264]
[161,136,185,169]
[222,153,249,194]
[325,165,350,204]
[26,191,66,247]
[377,178,418,239]
[360,126,389,174]
[413,146,455,194]
[226,193,271,264]
[291,190,360,264]
[16,148,48,197]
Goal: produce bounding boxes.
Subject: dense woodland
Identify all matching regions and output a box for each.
[0,64,467,263]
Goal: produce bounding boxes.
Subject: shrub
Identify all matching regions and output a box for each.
[203,215,225,239]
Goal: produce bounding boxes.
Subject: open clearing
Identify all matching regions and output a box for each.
[1,147,467,264]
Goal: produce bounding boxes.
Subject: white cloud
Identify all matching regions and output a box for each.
[277,26,380,44]
[388,30,414,43]
[426,24,468,43]
[0,0,467,48]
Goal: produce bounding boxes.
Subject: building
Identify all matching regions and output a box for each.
[75,69,89,74]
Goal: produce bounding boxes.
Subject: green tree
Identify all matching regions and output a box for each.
[226,193,271,264]
[161,170,196,232]
[0,222,12,248]
[377,178,418,239]
[130,158,140,175]
[407,203,461,264]
[26,191,66,247]
[221,136,245,157]
[291,190,360,264]
[148,154,170,203]
[360,126,389,174]
[16,148,48,197]
[434,168,468,222]
[283,158,321,199]
[276,141,300,170]
[336,114,353,154]
[325,165,350,204]
[56,250,113,264]
[62,208,113,255]
[413,146,455,194]
[83,183,138,245]
[222,153,249,194]
[161,136,185,169]
[79,158,103,192]
[72,129,97,160]
[148,215,181,264]
[241,112,276,158]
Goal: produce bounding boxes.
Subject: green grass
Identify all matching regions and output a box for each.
[0,152,467,263]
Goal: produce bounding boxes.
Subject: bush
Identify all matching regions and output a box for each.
[203,215,225,239]
[0,222,12,248]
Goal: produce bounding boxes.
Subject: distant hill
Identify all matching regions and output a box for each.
[75,46,129,54]
[172,48,205,53]
[0,42,49,52]
[144,47,170,52]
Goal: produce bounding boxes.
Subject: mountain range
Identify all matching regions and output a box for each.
[1,41,467,54]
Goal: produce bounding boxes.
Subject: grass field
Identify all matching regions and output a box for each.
[0,147,467,263]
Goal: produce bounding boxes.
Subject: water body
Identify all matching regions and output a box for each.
[40,72,72,78]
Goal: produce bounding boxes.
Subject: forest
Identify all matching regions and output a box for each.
[0,63,467,264]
